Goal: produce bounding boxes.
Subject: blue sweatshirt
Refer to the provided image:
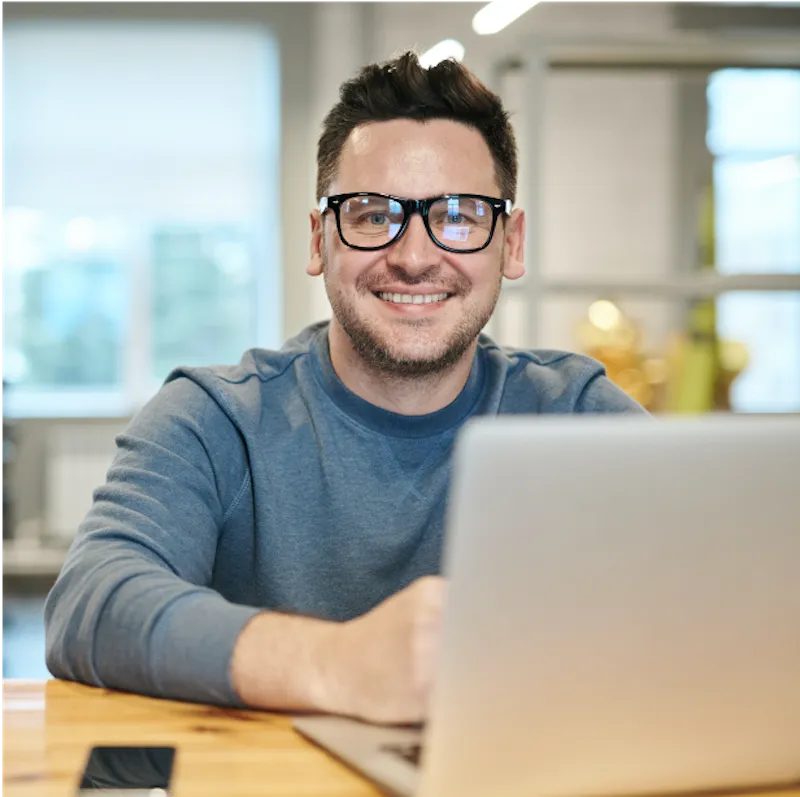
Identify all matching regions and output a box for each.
[44,322,645,706]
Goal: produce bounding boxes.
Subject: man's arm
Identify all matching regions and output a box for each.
[45,375,446,721]
[45,376,261,706]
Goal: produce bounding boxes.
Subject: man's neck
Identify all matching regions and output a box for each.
[327,324,477,416]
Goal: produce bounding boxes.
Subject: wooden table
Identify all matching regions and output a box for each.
[6,680,800,797]
[3,679,380,797]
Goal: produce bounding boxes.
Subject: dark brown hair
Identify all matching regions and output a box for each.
[317,51,518,202]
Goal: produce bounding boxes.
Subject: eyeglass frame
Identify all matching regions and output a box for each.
[318,192,513,254]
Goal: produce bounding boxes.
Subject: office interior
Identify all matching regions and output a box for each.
[3,1,800,680]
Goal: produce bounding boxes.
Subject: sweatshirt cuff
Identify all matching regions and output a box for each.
[148,592,262,707]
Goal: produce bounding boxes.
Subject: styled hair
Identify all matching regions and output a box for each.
[316,51,518,202]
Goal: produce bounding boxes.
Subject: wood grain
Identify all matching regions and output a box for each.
[3,679,380,797]
[6,680,800,797]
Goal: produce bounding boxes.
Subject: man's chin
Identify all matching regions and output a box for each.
[372,355,458,378]
[330,302,484,377]
[356,337,473,377]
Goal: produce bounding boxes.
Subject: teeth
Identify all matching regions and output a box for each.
[377,292,449,305]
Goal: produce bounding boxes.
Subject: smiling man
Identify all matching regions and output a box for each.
[45,52,645,724]
[311,116,525,416]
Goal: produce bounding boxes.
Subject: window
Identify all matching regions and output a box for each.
[708,69,800,413]
[3,23,280,417]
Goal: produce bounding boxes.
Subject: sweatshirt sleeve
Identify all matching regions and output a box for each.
[44,375,262,706]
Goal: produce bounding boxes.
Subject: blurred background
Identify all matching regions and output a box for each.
[3,1,800,677]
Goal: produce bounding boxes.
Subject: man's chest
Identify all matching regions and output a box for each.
[215,425,456,619]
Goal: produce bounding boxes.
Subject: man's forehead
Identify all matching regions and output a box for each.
[344,118,489,158]
[332,119,500,197]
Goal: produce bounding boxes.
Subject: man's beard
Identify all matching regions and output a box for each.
[323,251,503,378]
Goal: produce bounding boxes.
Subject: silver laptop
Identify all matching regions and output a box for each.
[294,416,800,797]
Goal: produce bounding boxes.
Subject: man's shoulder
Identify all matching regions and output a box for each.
[162,323,325,416]
[478,337,645,414]
[479,336,604,381]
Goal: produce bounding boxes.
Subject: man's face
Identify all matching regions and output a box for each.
[308,118,525,377]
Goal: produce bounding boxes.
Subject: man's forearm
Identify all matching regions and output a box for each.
[230,577,446,725]
[46,539,261,706]
[230,612,344,713]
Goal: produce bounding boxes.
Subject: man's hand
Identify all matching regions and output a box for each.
[230,576,447,725]
[321,575,447,725]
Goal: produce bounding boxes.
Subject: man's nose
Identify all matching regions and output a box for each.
[386,213,440,273]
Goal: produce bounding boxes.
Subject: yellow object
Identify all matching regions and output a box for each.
[665,301,719,414]
[577,299,656,410]
[576,295,748,414]
[666,181,721,414]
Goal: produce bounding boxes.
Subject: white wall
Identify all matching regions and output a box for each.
[535,70,679,352]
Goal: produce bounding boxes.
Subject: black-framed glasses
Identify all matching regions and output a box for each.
[319,192,512,254]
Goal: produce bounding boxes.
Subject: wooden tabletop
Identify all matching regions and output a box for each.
[7,680,800,797]
[3,679,381,797]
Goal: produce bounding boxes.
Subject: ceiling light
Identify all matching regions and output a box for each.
[419,39,466,68]
[472,0,540,36]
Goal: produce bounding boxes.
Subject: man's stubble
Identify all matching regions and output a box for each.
[322,247,504,378]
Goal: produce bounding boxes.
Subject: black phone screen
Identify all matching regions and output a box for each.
[78,746,175,792]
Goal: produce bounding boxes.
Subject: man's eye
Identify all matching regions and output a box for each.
[368,213,388,225]
[446,213,465,224]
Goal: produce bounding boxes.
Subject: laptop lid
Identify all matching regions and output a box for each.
[419,416,800,797]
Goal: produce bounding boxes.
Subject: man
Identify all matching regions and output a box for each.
[45,52,645,725]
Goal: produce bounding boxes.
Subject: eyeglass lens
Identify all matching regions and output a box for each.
[338,195,495,250]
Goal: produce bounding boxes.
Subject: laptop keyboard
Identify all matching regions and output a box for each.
[381,742,423,768]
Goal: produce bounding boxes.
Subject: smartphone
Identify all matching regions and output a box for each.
[77,746,176,796]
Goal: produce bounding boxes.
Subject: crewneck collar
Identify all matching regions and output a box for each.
[309,323,486,439]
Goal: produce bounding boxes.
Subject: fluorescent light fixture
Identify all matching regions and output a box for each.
[419,39,465,68]
[472,0,540,36]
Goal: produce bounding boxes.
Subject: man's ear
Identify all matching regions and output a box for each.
[307,210,324,276]
[502,208,525,281]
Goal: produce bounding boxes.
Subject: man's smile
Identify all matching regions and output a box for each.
[371,289,455,314]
